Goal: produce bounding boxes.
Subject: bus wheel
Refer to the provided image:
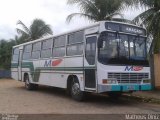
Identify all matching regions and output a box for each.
[24,74,38,90]
[71,77,84,101]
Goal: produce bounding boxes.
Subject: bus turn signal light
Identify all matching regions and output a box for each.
[102,79,108,84]
[102,79,117,84]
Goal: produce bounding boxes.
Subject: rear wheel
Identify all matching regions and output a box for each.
[70,77,84,101]
[24,74,38,90]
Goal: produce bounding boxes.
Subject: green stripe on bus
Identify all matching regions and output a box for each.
[36,67,96,71]
[11,62,96,82]
[22,62,34,72]
[11,62,36,82]
[11,63,18,68]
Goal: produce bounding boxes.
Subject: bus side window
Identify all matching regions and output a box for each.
[53,36,66,58]
[67,44,83,56]
[32,42,41,59]
[23,44,32,60]
[41,39,53,58]
[66,31,84,56]
[68,31,84,44]
[12,48,19,62]
[85,36,97,65]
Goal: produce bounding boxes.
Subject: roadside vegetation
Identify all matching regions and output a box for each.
[0,19,53,70]
[17,19,53,42]
[66,0,132,23]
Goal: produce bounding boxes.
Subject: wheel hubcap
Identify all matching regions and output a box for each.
[25,77,29,88]
[72,83,80,95]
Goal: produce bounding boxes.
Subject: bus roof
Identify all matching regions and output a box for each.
[13,22,100,48]
[13,21,145,48]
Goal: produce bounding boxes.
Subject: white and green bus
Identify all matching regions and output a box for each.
[11,21,152,101]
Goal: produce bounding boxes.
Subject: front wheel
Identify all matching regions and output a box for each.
[24,74,38,90]
[71,78,84,101]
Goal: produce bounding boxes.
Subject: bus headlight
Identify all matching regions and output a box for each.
[102,79,117,84]
[142,79,151,84]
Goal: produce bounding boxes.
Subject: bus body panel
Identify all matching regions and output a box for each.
[97,62,151,93]
[64,56,85,90]
[16,56,85,91]
[11,21,152,95]
[11,67,18,80]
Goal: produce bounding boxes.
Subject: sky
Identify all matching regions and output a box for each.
[0,0,144,40]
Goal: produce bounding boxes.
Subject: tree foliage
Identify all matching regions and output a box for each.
[17,19,53,42]
[66,0,133,23]
[0,39,16,70]
[0,19,53,70]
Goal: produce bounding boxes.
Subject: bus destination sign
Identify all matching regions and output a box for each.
[105,22,146,36]
[125,27,144,34]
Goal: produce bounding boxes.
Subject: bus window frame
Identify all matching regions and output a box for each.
[66,30,84,57]
[23,44,32,60]
[12,47,20,62]
[31,42,41,60]
[41,38,53,59]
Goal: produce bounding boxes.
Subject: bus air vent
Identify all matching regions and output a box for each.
[108,73,149,84]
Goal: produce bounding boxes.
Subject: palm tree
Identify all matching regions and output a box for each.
[17,19,53,42]
[66,0,133,23]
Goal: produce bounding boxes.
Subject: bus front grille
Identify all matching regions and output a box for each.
[108,73,149,84]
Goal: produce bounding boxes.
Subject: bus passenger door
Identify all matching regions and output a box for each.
[18,49,23,81]
[84,35,97,90]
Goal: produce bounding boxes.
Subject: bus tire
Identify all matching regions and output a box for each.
[24,74,38,90]
[70,77,84,101]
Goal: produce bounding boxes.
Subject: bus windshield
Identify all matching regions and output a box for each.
[98,32,149,66]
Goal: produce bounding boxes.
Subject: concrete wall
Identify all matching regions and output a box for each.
[154,54,160,89]
[0,70,11,78]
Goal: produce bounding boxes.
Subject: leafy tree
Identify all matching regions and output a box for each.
[17,19,53,42]
[0,39,16,70]
[66,0,133,23]
[0,19,53,70]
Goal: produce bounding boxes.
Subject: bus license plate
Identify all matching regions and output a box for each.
[127,86,135,90]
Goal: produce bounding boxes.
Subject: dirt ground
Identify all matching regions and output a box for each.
[0,79,160,114]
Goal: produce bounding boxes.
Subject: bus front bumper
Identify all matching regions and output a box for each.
[98,84,152,93]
